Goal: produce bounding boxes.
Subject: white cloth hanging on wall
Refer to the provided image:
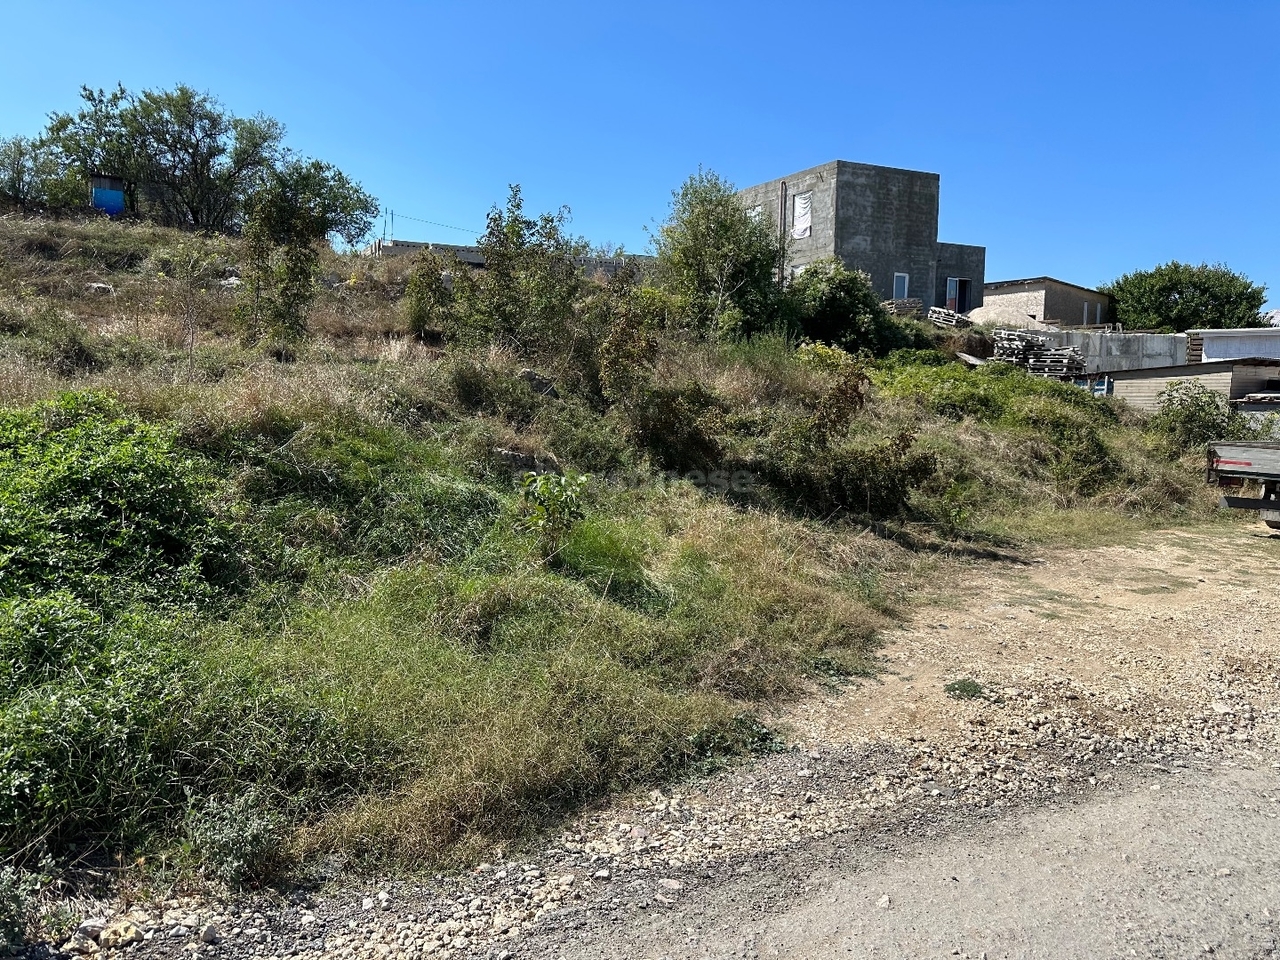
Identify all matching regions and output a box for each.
[791,191,812,240]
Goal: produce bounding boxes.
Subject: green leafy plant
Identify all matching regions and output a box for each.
[185,788,287,887]
[944,677,989,700]
[1149,379,1257,451]
[0,863,43,952]
[517,471,589,559]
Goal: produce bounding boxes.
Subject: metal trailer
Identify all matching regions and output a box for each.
[1206,441,1280,529]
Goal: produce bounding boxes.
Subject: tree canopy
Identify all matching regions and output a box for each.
[651,169,784,338]
[1100,261,1266,332]
[2,84,376,245]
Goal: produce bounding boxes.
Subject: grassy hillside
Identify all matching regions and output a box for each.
[0,216,1225,905]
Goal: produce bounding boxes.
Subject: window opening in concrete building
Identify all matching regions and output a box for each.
[1083,302,1090,325]
[791,192,812,239]
[946,277,971,313]
[893,272,909,300]
[1096,302,1103,325]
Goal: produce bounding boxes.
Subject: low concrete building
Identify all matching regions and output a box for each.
[968,277,1112,330]
[361,238,646,280]
[736,160,985,312]
[1109,358,1280,413]
[1039,330,1187,374]
[1187,327,1280,363]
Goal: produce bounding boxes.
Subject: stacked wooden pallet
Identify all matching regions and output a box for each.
[993,330,1086,379]
[927,306,972,328]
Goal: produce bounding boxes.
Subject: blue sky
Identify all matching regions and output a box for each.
[3,1,1277,305]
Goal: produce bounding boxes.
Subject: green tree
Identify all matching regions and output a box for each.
[403,252,455,339]
[786,257,918,356]
[236,159,378,343]
[42,85,140,213]
[1100,261,1266,332]
[124,85,284,231]
[0,137,82,213]
[449,185,587,351]
[651,168,784,339]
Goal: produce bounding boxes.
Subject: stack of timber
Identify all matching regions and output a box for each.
[881,298,925,318]
[993,329,1086,379]
[927,306,972,328]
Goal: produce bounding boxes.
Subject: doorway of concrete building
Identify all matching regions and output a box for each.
[946,277,971,313]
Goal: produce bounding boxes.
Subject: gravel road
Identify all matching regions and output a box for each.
[38,524,1280,960]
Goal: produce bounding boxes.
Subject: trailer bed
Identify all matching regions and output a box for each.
[1207,442,1280,483]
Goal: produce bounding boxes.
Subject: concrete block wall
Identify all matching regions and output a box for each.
[935,243,986,310]
[833,161,940,303]
[1043,331,1188,375]
[1042,283,1110,327]
[735,161,838,274]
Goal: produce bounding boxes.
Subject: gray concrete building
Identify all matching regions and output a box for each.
[737,160,985,312]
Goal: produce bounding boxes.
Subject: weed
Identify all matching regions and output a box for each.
[185,789,287,887]
[944,677,990,700]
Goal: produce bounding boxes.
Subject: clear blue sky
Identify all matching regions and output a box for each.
[3,1,1277,305]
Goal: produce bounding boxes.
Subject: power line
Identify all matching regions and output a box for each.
[384,209,481,237]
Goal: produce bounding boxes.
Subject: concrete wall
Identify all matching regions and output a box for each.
[736,161,837,274]
[833,161,940,303]
[1199,329,1280,362]
[935,242,986,310]
[1041,281,1111,327]
[1041,331,1187,375]
[1112,370,1234,413]
[967,287,1047,328]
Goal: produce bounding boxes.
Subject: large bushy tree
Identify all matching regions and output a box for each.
[447,185,588,351]
[1100,261,1266,332]
[4,84,374,246]
[651,169,784,338]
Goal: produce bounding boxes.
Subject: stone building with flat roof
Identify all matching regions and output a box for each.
[736,160,985,312]
[968,276,1113,330]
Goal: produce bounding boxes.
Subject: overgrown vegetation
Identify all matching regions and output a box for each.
[0,171,1233,909]
[1100,261,1267,332]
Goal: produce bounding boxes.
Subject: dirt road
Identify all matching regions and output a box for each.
[51,524,1280,960]
[532,523,1280,960]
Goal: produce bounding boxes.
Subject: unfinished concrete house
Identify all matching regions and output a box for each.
[968,277,1113,330]
[737,160,985,312]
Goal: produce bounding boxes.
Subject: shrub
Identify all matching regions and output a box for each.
[185,789,287,887]
[0,863,42,952]
[1149,379,1256,451]
[403,252,453,339]
[786,258,921,356]
[517,471,588,559]
[796,339,855,372]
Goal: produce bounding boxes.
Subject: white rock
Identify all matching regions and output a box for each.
[98,920,144,948]
[199,923,221,944]
[62,932,100,955]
